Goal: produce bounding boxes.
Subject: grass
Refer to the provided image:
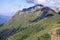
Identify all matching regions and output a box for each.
[56,29,60,36]
[0,6,60,40]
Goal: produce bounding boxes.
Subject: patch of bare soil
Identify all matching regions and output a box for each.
[48,28,60,40]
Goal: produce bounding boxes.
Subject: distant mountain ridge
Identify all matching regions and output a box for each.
[0,15,10,25]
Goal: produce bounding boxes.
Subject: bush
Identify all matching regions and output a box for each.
[56,29,60,36]
[38,34,51,40]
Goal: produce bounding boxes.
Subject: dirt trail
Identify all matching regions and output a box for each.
[48,27,60,40]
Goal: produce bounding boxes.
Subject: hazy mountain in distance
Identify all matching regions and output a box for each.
[0,15,10,26]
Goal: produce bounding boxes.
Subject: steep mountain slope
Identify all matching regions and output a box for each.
[0,4,60,40]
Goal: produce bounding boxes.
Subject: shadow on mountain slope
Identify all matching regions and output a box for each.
[0,27,28,40]
[29,7,54,22]
[58,11,60,15]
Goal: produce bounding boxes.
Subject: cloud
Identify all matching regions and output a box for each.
[25,0,46,4]
[36,0,46,4]
[25,0,35,3]
[25,0,60,5]
[25,0,60,7]
[48,0,60,5]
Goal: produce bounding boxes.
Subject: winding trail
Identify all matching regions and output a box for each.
[48,27,60,40]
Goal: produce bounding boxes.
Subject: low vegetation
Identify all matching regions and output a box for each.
[56,29,60,36]
[0,5,60,40]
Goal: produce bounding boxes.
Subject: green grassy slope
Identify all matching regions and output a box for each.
[0,5,60,40]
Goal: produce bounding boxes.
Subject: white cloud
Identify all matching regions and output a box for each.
[48,0,56,4]
[35,0,60,7]
[35,0,60,4]
[26,0,60,7]
[36,0,46,4]
[47,0,60,4]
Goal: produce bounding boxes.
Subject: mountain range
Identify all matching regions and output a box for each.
[0,4,60,40]
[0,15,9,26]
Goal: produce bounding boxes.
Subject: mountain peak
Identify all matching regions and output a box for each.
[22,4,60,13]
[22,4,43,11]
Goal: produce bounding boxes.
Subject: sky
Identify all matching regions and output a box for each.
[0,0,35,16]
[0,0,60,16]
